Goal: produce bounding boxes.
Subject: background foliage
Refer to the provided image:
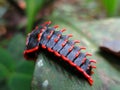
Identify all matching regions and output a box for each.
[0,0,120,90]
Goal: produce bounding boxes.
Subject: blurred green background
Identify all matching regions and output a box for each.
[0,0,120,90]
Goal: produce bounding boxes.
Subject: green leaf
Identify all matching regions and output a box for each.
[0,39,10,47]
[0,47,15,71]
[33,54,101,90]
[0,63,9,81]
[101,0,119,16]
[8,73,32,90]
[7,33,35,74]
[25,0,46,33]
[1,34,35,90]
[7,34,25,62]
[16,60,34,75]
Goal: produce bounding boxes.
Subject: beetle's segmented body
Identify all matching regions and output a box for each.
[24,21,96,85]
